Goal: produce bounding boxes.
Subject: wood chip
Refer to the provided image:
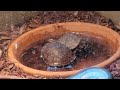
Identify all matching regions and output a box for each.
[116,63,120,70]
[43,77,47,79]
[0,49,2,58]
[28,23,40,28]
[19,24,27,35]
[0,61,5,69]
[116,59,120,63]
[0,32,10,36]
[111,71,119,76]
[48,39,54,43]
[11,35,18,39]
[1,36,11,40]
[0,75,24,79]
[118,31,120,35]
[32,19,39,24]
[0,70,9,75]
[8,64,14,70]
[74,11,78,16]
[0,40,10,46]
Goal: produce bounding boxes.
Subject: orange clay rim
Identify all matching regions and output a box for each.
[8,22,120,77]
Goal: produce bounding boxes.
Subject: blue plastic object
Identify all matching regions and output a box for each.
[67,67,112,79]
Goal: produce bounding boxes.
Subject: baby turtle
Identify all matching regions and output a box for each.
[41,41,75,67]
[58,32,82,49]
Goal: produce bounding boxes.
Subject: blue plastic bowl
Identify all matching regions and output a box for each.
[67,67,112,79]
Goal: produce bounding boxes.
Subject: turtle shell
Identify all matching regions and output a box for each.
[41,41,75,67]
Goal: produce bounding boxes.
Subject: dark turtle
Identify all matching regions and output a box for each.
[58,32,82,49]
[41,41,75,67]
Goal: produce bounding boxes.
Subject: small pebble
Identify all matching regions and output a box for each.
[43,77,47,79]
[32,50,36,54]
[48,39,55,43]
[40,54,43,58]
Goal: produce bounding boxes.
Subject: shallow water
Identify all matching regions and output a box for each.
[20,32,117,71]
